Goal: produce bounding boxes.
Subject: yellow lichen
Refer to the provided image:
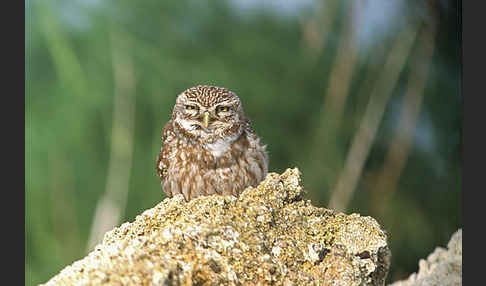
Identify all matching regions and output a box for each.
[41,168,390,286]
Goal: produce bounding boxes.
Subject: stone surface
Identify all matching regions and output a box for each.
[41,168,391,286]
[388,229,462,286]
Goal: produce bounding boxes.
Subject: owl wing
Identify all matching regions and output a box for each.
[155,120,174,181]
[243,116,269,176]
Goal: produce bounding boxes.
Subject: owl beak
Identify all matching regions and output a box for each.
[202,111,210,128]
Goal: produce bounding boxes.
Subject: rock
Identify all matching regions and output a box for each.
[388,229,462,286]
[41,168,391,286]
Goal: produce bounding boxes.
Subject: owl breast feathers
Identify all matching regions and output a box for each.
[156,85,268,201]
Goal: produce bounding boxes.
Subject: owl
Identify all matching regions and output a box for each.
[156,85,269,201]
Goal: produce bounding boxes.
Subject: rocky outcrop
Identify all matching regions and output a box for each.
[388,229,462,286]
[41,168,391,286]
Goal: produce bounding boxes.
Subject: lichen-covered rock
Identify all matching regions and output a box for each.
[41,168,391,286]
[388,229,462,286]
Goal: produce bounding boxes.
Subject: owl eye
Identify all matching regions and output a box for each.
[185,105,197,111]
[217,106,229,113]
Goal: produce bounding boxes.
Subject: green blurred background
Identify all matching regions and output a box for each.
[25,0,461,285]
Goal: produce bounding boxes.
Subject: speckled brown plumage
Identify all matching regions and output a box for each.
[156,85,268,201]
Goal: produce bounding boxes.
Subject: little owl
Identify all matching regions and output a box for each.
[156,85,268,201]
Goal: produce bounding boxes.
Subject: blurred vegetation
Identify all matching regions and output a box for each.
[26,0,461,285]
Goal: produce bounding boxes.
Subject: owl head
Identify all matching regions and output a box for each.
[171,85,247,144]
